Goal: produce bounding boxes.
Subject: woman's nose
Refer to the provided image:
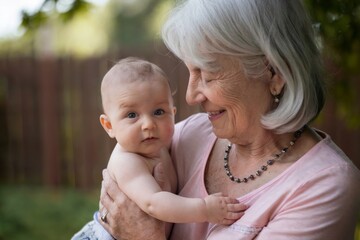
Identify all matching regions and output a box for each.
[185,79,206,105]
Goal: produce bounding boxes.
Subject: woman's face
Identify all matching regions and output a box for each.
[185,57,272,142]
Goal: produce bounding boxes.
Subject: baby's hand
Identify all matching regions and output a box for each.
[204,192,247,225]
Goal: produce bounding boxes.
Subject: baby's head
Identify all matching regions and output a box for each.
[101,57,173,113]
[100,57,176,156]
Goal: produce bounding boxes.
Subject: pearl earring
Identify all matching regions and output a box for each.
[273,91,280,103]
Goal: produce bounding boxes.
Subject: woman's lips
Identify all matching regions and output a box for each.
[207,110,225,121]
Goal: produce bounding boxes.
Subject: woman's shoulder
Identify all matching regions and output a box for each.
[176,112,209,126]
[308,130,358,170]
[290,130,360,189]
[171,113,215,161]
[173,113,214,146]
[175,113,212,135]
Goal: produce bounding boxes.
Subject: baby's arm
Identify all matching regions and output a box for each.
[145,191,246,224]
[109,150,246,224]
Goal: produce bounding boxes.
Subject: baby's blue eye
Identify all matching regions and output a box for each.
[154,109,165,116]
[127,112,137,118]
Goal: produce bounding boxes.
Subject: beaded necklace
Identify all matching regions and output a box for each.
[224,127,305,183]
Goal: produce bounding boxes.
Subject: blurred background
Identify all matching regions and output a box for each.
[0,0,359,239]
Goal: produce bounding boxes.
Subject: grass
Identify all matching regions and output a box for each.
[0,185,99,240]
[0,185,359,240]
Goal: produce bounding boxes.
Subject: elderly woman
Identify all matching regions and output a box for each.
[99,0,360,239]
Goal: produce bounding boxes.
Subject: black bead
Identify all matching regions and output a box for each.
[261,165,267,171]
[267,159,275,165]
[294,130,302,138]
[243,178,248,183]
[249,175,255,180]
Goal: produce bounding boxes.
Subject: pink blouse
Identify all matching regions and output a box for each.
[170,113,360,240]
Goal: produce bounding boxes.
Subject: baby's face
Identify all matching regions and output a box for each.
[105,76,175,157]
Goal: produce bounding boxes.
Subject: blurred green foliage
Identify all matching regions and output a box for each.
[0,186,98,240]
[109,0,172,47]
[12,0,173,56]
[304,0,360,128]
[304,0,360,71]
[0,0,111,57]
[21,0,93,30]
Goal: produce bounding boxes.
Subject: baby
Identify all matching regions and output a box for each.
[72,57,246,240]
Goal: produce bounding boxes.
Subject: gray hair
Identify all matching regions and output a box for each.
[162,0,326,133]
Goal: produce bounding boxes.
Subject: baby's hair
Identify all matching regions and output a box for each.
[101,57,173,113]
[114,57,169,82]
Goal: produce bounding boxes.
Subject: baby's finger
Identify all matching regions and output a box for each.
[226,211,245,220]
[227,203,247,212]
[221,217,239,225]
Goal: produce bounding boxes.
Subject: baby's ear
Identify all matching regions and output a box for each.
[99,114,115,138]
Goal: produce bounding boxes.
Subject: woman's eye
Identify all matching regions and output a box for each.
[154,109,165,116]
[202,70,217,83]
[127,112,137,118]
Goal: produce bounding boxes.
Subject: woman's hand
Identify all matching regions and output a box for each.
[99,168,167,240]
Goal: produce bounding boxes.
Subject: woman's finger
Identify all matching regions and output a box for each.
[153,162,171,191]
[102,168,124,202]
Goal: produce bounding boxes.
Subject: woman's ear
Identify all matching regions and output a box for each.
[269,71,285,96]
[99,114,115,138]
[173,106,177,115]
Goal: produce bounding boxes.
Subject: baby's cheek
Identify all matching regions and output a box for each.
[165,126,175,141]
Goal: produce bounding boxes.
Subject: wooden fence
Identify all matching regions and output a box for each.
[0,49,359,189]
